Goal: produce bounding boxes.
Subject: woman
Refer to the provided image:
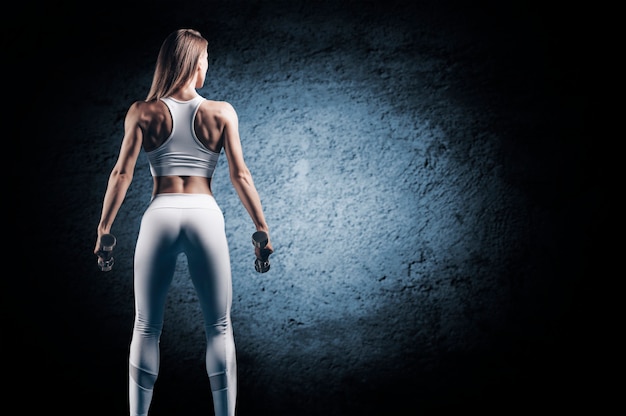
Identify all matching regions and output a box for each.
[93,28,273,416]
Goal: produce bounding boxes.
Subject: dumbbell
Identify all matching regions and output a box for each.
[251,231,270,273]
[97,233,117,272]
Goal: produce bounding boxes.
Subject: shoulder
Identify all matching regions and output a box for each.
[126,99,167,123]
[199,99,238,122]
[128,99,165,114]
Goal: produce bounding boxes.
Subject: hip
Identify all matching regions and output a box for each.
[147,193,221,212]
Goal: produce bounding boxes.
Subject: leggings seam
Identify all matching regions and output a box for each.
[129,360,159,377]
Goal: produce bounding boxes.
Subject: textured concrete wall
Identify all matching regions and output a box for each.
[12,1,593,415]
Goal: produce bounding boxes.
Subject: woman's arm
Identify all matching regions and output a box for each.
[222,102,274,254]
[93,102,144,255]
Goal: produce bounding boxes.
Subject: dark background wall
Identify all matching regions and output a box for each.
[9,0,597,414]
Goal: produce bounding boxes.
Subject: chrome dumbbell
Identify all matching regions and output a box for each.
[251,231,271,273]
[97,233,117,272]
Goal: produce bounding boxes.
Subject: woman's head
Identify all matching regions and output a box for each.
[146,29,209,101]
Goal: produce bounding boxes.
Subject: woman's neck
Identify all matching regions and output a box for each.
[169,85,198,101]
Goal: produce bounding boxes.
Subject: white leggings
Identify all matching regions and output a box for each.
[129,194,236,416]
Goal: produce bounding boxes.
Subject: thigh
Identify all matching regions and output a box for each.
[183,206,232,323]
[134,206,180,324]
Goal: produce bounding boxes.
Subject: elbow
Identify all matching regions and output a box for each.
[230,169,252,186]
[110,169,134,187]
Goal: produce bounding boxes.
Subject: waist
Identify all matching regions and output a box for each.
[153,175,212,195]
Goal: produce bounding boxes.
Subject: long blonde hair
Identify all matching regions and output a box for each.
[146,29,208,101]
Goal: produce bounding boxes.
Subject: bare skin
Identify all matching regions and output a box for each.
[94,50,273,260]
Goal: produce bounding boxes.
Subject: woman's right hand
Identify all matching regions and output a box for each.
[253,231,273,260]
[256,244,274,262]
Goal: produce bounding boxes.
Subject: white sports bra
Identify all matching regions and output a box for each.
[146,95,219,178]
